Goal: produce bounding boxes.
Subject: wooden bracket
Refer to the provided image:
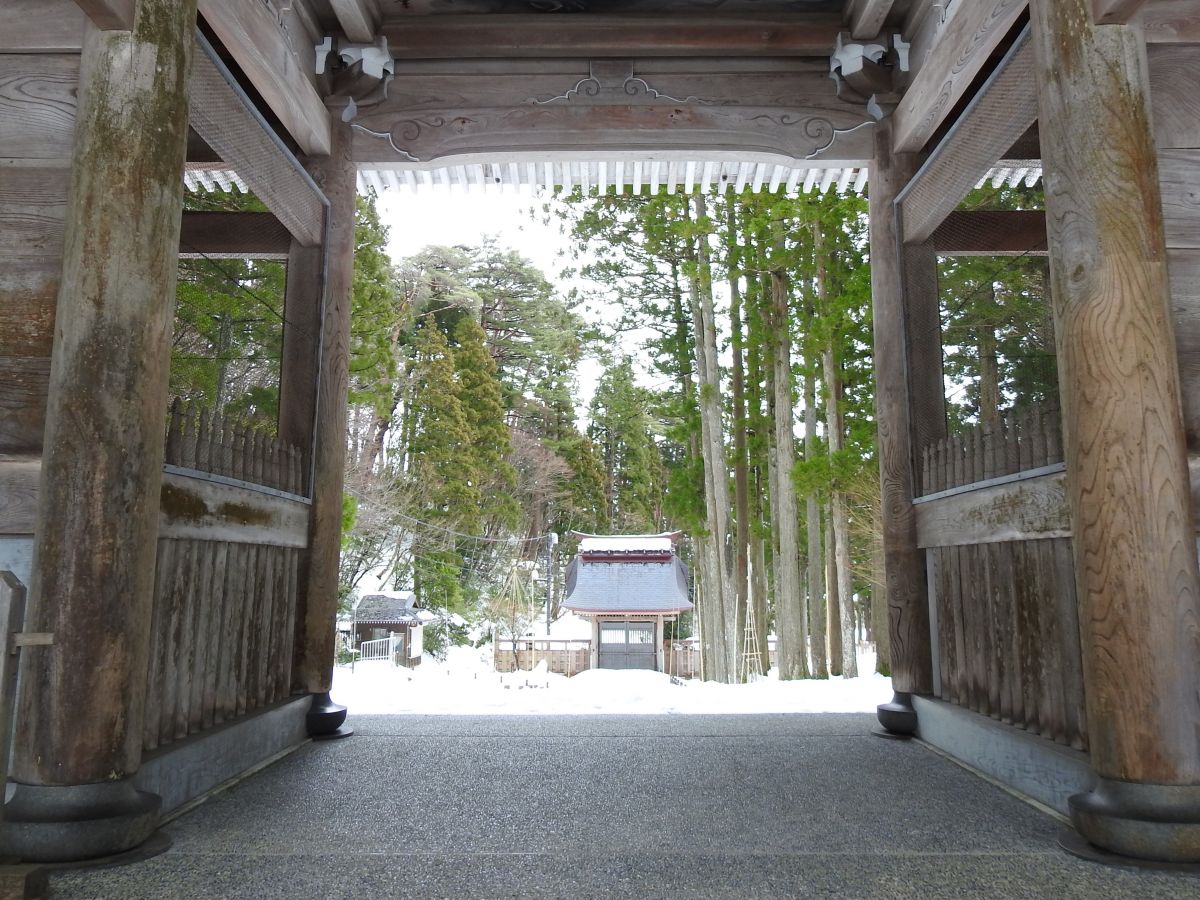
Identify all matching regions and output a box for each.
[9,632,53,654]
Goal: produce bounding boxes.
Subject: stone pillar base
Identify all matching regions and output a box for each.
[306,692,352,741]
[0,780,160,863]
[1069,778,1200,864]
[875,691,917,738]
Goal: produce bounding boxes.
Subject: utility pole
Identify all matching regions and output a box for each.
[545,532,559,634]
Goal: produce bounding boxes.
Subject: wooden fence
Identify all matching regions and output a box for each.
[915,400,1087,751]
[921,400,1062,495]
[143,400,308,753]
[164,398,303,495]
[494,638,590,676]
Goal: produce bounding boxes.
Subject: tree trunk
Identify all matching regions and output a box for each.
[826,514,843,676]
[978,281,1001,425]
[727,204,755,677]
[769,244,808,680]
[804,368,828,678]
[824,345,858,678]
[690,194,737,681]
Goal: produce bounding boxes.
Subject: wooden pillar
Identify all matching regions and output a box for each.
[292,116,354,738]
[1030,0,1200,863]
[278,239,324,493]
[869,118,936,734]
[3,0,196,863]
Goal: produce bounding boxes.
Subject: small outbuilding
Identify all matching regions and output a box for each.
[349,591,427,667]
[562,532,693,672]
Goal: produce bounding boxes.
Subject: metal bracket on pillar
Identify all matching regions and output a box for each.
[873,691,918,740]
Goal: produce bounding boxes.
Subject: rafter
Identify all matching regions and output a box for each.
[845,0,894,39]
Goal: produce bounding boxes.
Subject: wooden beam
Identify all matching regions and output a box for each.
[1031,0,1200,802]
[1149,44,1200,150]
[179,211,292,259]
[915,470,1071,548]
[74,0,134,31]
[1091,0,1147,24]
[926,210,1048,256]
[196,0,330,156]
[847,0,895,39]
[329,0,379,43]
[893,0,1027,153]
[0,1,87,52]
[898,26,1037,244]
[0,457,39,534]
[380,15,844,59]
[1144,0,1200,42]
[159,470,309,547]
[1160,151,1200,249]
[188,36,326,247]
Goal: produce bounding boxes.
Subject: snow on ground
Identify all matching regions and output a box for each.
[332,643,892,716]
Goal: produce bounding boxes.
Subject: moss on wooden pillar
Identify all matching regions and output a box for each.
[3,0,197,863]
[1031,0,1200,863]
[869,119,935,736]
[293,117,353,729]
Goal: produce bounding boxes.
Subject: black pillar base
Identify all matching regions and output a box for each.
[306,691,353,741]
[875,691,918,738]
[1067,778,1200,864]
[0,780,161,863]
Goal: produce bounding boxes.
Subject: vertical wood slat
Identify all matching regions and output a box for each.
[201,540,228,729]
[142,539,173,752]
[1053,537,1088,751]
[172,539,200,742]
[187,540,215,735]
[948,545,968,705]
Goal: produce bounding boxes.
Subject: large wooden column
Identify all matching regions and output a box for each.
[293,116,354,738]
[2,1,196,863]
[1031,0,1200,863]
[869,118,936,734]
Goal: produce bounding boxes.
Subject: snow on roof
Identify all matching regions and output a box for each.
[355,591,419,624]
[574,532,680,554]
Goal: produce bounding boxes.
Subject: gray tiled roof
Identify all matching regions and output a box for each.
[562,556,693,614]
[355,592,419,624]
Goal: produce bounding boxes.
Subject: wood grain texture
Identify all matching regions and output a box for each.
[0,357,49,453]
[0,260,58,358]
[159,471,310,547]
[188,42,325,247]
[893,0,1028,153]
[330,0,379,42]
[296,119,355,694]
[196,0,330,156]
[869,119,933,697]
[915,472,1072,548]
[1091,0,1148,24]
[1148,44,1200,149]
[74,0,134,30]
[278,240,323,492]
[1144,0,1200,42]
[1031,0,1200,783]
[847,0,895,39]
[0,166,68,257]
[380,14,844,58]
[12,2,197,785]
[0,55,79,159]
[0,1,88,51]
[1159,150,1200,249]
[1168,250,1200,449]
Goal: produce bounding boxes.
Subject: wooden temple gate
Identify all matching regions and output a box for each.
[0,0,1197,868]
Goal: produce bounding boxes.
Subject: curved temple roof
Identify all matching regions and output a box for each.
[563,538,693,615]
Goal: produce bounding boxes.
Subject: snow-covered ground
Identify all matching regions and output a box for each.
[331,642,892,716]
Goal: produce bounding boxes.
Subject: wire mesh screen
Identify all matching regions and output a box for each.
[175,32,327,444]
